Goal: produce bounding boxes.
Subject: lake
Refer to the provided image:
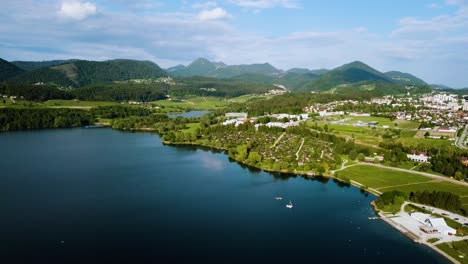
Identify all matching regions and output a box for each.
[0,128,449,263]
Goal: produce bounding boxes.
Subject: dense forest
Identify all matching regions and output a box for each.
[409,191,462,212]
[9,67,77,87]
[0,58,24,81]
[72,83,169,102]
[0,83,72,101]
[170,77,273,98]
[0,108,94,131]
[91,105,153,119]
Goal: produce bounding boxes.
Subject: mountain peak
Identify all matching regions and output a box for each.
[191,57,211,65]
[335,61,372,71]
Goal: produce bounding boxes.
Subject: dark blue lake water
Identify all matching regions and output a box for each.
[0,128,449,263]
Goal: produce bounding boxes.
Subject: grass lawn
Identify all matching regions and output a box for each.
[437,240,468,264]
[153,96,230,110]
[180,123,200,133]
[340,165,468,211]
[339,165,434,189]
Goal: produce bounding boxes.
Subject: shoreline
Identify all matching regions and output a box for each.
[163,139,465,264]
[377,211,461,264]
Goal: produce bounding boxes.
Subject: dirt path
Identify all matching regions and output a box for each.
[271,132,285,148]
[295,138,305,160]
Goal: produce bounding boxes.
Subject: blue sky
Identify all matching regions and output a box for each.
[1,0,468,87]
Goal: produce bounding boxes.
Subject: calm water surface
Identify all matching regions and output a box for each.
[0,128,449,263]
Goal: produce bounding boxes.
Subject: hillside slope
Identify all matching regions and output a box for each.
[0,58,24,81]
[10,59,167,87]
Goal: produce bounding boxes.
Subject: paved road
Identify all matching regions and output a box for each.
[332,162,468,187]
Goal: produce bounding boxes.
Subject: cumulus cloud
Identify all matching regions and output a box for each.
[58,0,97,20]
[229,0,300,9]
[197,7,232,20]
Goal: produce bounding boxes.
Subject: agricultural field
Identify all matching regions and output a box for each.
[153,96,230,110]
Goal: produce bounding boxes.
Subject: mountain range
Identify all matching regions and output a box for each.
[166,58,428,92]
[1,57,430,95]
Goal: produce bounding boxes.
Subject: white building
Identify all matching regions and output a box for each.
[407,154,429,163]
[463,101,468,112]
[425,218,456,236]
[225,112,248,119]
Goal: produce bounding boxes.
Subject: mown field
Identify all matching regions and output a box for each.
[339,165,468,211]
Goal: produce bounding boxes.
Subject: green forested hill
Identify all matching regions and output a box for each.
[229,72,319,91]
[9,67,77,87]
[384,71,427,85]
[8,59,167,87]
[307,61,392,91]
[11,60,72,71]
[166,58,281,78]
[0,58,24,81]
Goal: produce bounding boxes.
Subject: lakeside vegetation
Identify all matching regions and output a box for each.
[0,108,93,131]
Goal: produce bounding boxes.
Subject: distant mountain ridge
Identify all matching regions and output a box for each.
[5,59,167,87]
[1,56,432,96]
[167,58,281,78]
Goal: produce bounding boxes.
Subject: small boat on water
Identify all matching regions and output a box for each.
[286,200,293,208]
[275,197,283,200]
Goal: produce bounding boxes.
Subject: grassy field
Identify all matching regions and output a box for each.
[339,165,434,188]
[339,165,468,211]
[228,94,268,103]
[153,96,230,110]
[181,123,201,133]
[437,240,468,264]
[309,115,454,149]
[328,115,420,129]
[43,100,117,108]
[396,136,454,149]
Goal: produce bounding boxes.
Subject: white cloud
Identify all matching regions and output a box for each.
[229,0,300,9]
[58,0,97,20]
[192,1,218,9]
[2,0,468,87]
[427,3,441,8]
[197,7,232,20]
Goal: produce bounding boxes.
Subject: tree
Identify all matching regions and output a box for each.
[357,153,365,161]
[424,131,430,138]
[246,151,262,166]
[349,150,358,160]
[454,171,464,181]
